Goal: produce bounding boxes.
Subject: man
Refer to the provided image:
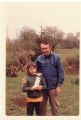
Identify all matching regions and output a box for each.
[35,39,64,116]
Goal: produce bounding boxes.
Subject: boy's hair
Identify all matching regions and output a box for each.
[27,62,37,73]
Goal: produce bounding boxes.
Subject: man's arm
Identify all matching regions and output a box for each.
[35,57,41,72]
[55,56,64,96]
[57,56,64,87]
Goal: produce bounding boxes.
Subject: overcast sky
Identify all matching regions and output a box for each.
[6,2,80,39]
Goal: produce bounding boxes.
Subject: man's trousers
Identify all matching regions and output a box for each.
[41,89,59,116]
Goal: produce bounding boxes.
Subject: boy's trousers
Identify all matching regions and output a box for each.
[27,102,42,116]
[41,89,59,116]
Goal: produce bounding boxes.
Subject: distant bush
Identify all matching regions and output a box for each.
[6,52,18,66]
[71,78,79,85]
[6,50,31,77]
[66,54,79,67]
[6,51,20,77]
[64,54,79,74]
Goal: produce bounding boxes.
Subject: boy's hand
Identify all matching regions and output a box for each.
[31,86,43,91]
[31,86,37,91]
[35,86,43,90]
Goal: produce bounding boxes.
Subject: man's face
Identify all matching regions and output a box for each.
[40,43,51,56]
[28,66,36,75]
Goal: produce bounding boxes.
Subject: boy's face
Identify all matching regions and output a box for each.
[28,66,36,75]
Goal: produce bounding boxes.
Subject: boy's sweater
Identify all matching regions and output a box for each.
[23,73,46,98]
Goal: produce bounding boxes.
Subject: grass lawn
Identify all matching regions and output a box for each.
[6,72,79,116]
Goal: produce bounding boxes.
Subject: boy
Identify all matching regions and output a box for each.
[22,62,46,116]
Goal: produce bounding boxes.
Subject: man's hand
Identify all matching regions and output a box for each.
[55,86,61,96]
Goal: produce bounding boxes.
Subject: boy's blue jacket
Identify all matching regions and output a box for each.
[36,52,64,90]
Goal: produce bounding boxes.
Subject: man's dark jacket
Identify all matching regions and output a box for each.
[36,52,64,90]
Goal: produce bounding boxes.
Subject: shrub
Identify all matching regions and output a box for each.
[64,54,79,74]
[71,78,79,85]
[66,54,79,67]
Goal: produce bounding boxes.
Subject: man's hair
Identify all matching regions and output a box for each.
[40,37,52,47]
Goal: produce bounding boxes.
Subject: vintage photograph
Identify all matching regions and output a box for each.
[5,2,80,116]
